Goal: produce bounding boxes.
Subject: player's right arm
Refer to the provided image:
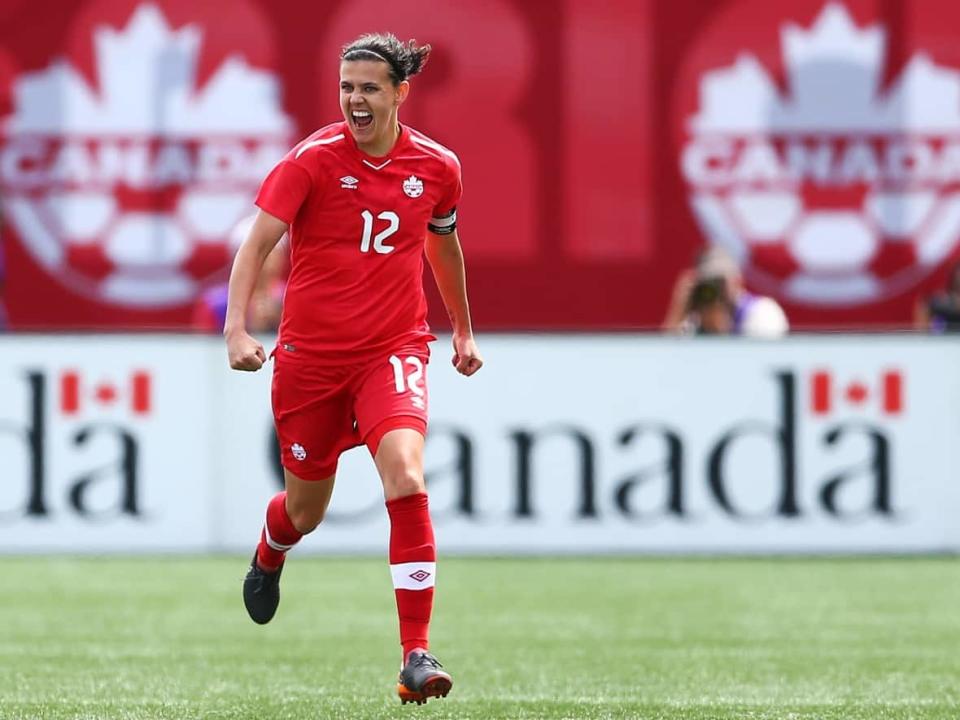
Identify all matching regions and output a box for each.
[224,210,288,371]
[226,138,316,371]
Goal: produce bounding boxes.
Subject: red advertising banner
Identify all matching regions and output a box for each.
[1,0,958,330]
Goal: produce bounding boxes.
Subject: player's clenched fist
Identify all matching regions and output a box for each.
[226,330,267,371]
[452,334,483,377]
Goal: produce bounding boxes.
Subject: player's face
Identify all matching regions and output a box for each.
[339,60,409,153]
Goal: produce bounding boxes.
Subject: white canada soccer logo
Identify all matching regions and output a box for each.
[291,443,307,461]
[403,175,423,198]
[681,3,960,305]
[0,4,291,307]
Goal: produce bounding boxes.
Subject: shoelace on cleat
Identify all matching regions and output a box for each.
[246,565,280,589]
[412,653,443,670]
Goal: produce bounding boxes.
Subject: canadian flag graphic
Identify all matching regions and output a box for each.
[60,370,152,416]
[810,369,903,416]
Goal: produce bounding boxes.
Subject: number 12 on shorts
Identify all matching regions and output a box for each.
[389,355,425,409]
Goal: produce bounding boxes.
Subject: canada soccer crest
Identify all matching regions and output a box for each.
[0,3,291,307]
[403,175,424,198]
[676,1,960,306]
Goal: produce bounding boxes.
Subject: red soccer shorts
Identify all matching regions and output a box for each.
[270,343,430,480]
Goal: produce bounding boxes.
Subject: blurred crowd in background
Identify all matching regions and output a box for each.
[660,250,960,337]
[3,223,960,336]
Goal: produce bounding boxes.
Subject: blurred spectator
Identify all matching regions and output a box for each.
[193,215,288,333]
[914,261,960,333]
[663,247,788,338]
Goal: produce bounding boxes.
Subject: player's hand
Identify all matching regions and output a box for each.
[452,333,483,376]
[226,329,267,371]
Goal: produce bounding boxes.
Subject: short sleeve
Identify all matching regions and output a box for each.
[434,158,462,218]
[255,160,314,225]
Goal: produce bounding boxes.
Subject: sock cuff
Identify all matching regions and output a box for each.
[385,492,429,517]
[266,492,302,544]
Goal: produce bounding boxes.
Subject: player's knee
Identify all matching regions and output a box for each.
[376,431,425,499]
[286,503,326,534]
[383,466,425,500]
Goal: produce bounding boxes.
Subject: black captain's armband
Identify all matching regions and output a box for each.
[427,207,457,235]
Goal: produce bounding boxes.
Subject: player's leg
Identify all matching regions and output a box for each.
[244,351,356,624]
[354,348,451,703]
[373,429,452,704]
[372,426,437,661]
[257,469,336,570]
[244,469,335,624]
[375,428,434,662]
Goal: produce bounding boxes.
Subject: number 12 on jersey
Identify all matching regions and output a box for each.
[360,210,399,254]
[389,355,426,410]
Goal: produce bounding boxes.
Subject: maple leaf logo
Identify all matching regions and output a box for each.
[682,2,960,306]
[0,3,292,307]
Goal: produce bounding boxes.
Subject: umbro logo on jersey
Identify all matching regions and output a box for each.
[403,175,424,198]
[340,175,359,190]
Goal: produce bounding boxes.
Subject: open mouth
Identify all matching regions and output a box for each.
[352,110,373,130]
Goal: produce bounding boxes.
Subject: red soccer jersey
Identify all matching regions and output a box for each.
[255,121,462,359]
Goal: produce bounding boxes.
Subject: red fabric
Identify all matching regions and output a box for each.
[271,343,430,479]
[365,415,428,458]
[353,346,429,450]
[255,121,459,360]
[256,492,303,571]
[271,350,358,479]
[386,492,436,658]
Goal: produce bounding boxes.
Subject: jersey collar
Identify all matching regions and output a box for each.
[344,122,411,170]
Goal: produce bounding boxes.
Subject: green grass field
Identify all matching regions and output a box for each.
[1,557,958,719]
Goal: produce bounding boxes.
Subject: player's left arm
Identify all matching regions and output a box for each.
[425,227,483,376]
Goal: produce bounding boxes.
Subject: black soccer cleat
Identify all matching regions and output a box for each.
[397,650,453,705]
[242,553,283,625]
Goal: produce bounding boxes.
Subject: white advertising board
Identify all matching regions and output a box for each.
[0,336,213,550]
[2,334,959,553]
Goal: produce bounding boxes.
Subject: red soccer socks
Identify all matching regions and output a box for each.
[386,492,437,660]
[256,492,303,572]
[255,490,436,659]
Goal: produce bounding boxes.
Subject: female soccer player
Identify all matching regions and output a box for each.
[223,32,482,705]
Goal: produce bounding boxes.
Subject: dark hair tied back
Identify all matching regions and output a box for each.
[341,32,431,84]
